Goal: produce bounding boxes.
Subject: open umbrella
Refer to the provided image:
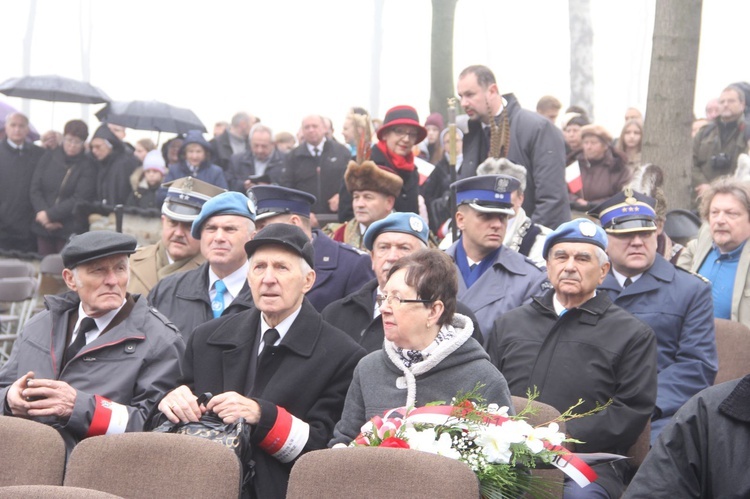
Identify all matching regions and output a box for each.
[96,100,206,135]
[0,101,40,141]
[0,75,111,104]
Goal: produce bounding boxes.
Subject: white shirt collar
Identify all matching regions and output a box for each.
[6,139,23,150]
[611,268,642,288]
[259,304,303,353]
[306,138,326,156]
[481,98,507,129]
[208,261,250,302]
[72,299,126,345]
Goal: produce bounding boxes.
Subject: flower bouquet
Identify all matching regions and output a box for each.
[347,385,609,499]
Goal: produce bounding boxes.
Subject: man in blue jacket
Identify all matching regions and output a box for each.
[589,189,717,443]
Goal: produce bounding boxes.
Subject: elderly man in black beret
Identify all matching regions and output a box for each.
[0,230,185,452]
[156,223,365,499]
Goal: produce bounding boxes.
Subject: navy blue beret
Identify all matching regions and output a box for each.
[363,212,429,251]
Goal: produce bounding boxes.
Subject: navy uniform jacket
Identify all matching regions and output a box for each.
[321,279,485,353]
[307,229,374,312]
[599,254,717,441]
[445,242,548,339]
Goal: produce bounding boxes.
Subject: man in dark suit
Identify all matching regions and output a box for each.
[457,64,570,229]
[278,115,350,215]
[157,223,365,499]
[250,184,374,311]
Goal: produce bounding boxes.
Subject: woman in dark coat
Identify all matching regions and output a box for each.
[30,120,96,254]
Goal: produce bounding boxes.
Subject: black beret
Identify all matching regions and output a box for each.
[61,231,137,269]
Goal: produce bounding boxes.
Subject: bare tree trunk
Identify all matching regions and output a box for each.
[569,0,594,119]
[642,0,702,210]
[80,0,93,123]
[370,0,384,119]
[22,0,37,117]
[429,0,458,120]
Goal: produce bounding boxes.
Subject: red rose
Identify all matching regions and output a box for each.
[380,437,410,449]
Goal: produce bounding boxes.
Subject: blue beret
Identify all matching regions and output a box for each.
[162,177,226,223]
[61,231,137,269]
[450,175,518,215]
[587,190,657,234]
[251,185,316,221]
[543,218,608,260]
[191,191,256,239]
[363,212,429,251]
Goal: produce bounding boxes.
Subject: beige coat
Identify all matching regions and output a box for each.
[677,224,750,327]
[128,240,204,296]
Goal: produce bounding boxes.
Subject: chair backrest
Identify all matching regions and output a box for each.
[512,396,565,499]
[39,254,64,275]
[287,447,480,499]
[64,433,241,499]
[0,260,34,278]
[0,277,36,302]
[0,416,66,486]
[0,485,122,498]
[714,318,750,385]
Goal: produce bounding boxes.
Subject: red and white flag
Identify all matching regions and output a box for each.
[566,161,583,194]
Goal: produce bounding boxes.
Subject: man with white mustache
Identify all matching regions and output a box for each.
[149,191,256,340]
[487,219,657,499]
[129,177,226,295]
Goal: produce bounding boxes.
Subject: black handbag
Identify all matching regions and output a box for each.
[152,393,254,493]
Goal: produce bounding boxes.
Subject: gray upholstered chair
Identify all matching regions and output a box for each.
[64,433,241,499]
[287,446,480,499]
[0,485,122,498]
[714,318,750,385]
[0,416,66,487]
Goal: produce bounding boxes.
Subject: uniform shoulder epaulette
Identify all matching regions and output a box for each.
[149,306,179,332]
[340,243,368,256]
[676,266,711,284]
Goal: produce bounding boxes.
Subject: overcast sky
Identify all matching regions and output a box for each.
[2,0,749,144]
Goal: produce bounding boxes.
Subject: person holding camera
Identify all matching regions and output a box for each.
[692,85,749,203]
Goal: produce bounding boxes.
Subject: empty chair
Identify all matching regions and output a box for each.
[29,253,68,319]
[512,396,566,499]
[0,416,66,487]
[0,277,38,363]
[714,318,750,385]
[0,485,121,498]
[287,446,480,499]
[64,433,241,499]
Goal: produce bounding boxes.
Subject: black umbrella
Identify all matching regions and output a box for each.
[96,100,206,134]
[0,75,110,104]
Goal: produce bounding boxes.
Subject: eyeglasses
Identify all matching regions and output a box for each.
[392,128,420,140]
[376,294,433,308]
[63,137,84,147]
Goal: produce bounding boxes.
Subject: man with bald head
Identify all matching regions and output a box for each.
[0,112,44,252]
[279,115,350,215]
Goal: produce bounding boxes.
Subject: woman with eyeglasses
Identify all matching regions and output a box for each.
[371,106,425,214]
[30,119,97,255]
[329,248,512,446]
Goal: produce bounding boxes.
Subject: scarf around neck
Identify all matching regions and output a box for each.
[376,140,415,172]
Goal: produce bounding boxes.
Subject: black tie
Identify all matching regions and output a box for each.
[313,147,320,157]
[260,328,280,355]
[623,277,633,288]
[66,317,97,362]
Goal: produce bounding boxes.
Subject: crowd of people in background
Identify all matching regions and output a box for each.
[1,65,750,498]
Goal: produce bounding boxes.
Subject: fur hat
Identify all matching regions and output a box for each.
[344,160,403,197]
[628,163,667,220]
[580,124,613,145]
[476,157,528,192]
